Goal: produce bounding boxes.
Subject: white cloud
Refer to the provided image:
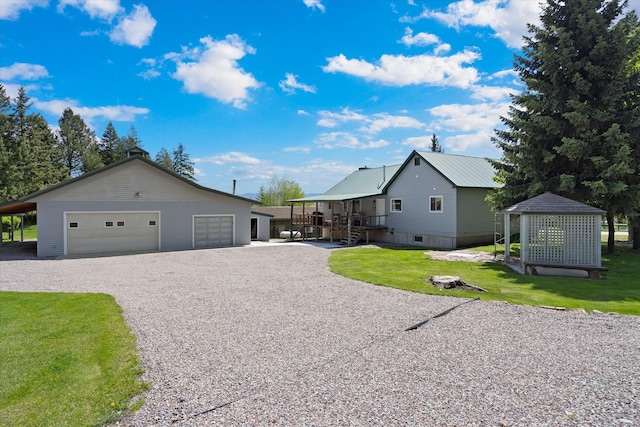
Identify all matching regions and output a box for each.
[1,0,48,20]
[303,0,325,12]
[109,4,156,47]
[428,101,510,133]
[0,63,49,80]
[402,135,434,150]
[283,146,311,153]
[317,107,367,128]
[421,0,543,49]
[315,132,390,149]
[297,109,310,116]
[361,113,425,134]
[443,129,500,153]
[323,50,480,88]
[399,27,440,47]
[79,29,101,37]
[34,98,149,124]
[469,84,514,101]
[170,34,261,109]
[137,69,160,80]
[279,73,317,94]
[58,0,123,20]
[196,151,261,165]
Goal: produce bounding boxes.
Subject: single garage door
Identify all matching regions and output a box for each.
[193,215,234,248]
[66,212,159,255]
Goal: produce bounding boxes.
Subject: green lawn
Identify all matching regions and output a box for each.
[329,245,640,315]
[0,292,148,426]
[1,224,37,243]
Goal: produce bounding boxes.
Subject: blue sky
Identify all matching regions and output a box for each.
[2,0,640,196]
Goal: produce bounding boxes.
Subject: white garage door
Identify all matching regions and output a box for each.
[193,215,234,248]
[66,212,159,255]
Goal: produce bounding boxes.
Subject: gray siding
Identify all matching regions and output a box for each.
[32,160,251,257]
[36,199,251,257]
[385,160,458,247]
[455,188,495,245]
[251,214,271,241]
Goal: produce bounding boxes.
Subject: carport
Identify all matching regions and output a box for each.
[0,200,36,243]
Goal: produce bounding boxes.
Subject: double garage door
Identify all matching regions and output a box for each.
[66,212,159,255]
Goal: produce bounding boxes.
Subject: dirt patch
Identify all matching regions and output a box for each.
[427,249,502,263]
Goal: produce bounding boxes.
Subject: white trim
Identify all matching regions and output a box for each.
[390,198,403,213]
[192,214,236,248]
[429,195,443,213]
[63,210,161,255]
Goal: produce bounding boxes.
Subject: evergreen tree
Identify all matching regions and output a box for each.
[172,143,195,181]
[429,133,443,153]
[100,122,121,165]
[57,107,96,178]
[0,86,66,201]
[258,176,305,206]
[488,0,640,253]
[0,85,15,201]
[119,125,141,156]
[154,147,173,170]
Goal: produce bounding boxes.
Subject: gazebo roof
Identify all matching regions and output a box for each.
[503,192,605,215]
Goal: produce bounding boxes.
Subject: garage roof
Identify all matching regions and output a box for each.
[0,155,257,215]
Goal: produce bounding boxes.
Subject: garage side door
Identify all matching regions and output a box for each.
[66,212,159,255]
[193,215,234,248]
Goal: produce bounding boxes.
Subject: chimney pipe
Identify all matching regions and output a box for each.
[233,179,236,195]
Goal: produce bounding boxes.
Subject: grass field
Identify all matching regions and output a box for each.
[329,244,640,316]
[1,224,37,243]
[0,292,148,426]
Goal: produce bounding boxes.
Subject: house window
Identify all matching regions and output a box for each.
[414,157,420,166]
[414,235,423,243]
[69,222,78,228]
[105,221,114,227]
[390,198,402,212]
[430,196,443,213]
[117,221,125,227]
[148,220,157,226]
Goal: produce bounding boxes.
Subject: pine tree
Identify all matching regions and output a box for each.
[57,108,96,178]
[488,0,640,253]
[100,122,121,165]
[119,125,142,157]
[154,147,173,170]
[172,143,195,181]
[0,85,15,201]
[429,133,443,153]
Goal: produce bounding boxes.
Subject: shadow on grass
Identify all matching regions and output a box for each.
[474,252,640,304]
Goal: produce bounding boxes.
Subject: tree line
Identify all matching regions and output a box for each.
[0,85,195,203]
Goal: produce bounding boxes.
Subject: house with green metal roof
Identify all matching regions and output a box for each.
[290,150,500,248]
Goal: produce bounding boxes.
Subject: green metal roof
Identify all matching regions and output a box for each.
[413,151,499,188]
[289,164,402,202]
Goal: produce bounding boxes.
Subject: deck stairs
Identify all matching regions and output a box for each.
[341,230,363,246]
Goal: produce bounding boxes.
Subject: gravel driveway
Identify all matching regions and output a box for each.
[1,242,638,426]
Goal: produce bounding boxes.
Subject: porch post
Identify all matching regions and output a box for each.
[504,212,510,263]
[289,203,294,241]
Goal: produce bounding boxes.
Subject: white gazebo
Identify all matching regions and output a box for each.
[502,192,607,279]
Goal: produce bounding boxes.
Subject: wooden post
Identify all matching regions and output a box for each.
[289,203,294,241]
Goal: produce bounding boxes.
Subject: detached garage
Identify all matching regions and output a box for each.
[0,153,256,257]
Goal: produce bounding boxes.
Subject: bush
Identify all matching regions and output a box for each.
[2,216,21,233]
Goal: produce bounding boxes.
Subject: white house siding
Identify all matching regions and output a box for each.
[384,161,458,248]
[31,160,251,257]
[455,187,495,246]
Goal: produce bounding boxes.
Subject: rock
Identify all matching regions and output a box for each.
[428,275,486,292]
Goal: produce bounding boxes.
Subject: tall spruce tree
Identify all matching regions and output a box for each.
[154,147,173,170]
[57,108,96,178]
[0,86,66,200]
[429,133,443,153]
[488,0,640,253]
[100,122,121,165]
[172,143,196,181]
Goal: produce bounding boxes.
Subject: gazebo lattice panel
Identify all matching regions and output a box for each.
[521,214,600,266]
